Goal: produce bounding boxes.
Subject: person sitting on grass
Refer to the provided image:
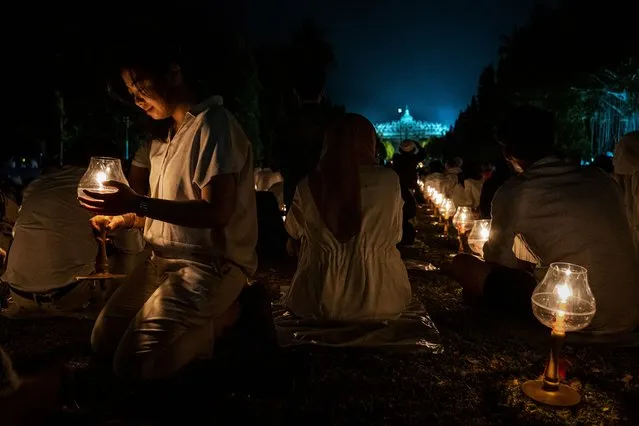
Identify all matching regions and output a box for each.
[79,44,275,383]
[285,113,412,321]
[452,105,639,342]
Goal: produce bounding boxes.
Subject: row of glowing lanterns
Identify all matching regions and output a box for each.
[419,179,597,406]
[422,183,491,256]
[77,157,597,407]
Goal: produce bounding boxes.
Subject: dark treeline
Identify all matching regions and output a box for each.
[4,5,338,168]
[427,0,638,163]
[4,1,636,168]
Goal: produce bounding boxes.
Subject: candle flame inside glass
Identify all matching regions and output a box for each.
[531,262,596,332]
[555,283,572,303]
[96,171,107,189]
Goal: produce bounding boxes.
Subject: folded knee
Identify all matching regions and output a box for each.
[90,318,110,356]
[90,316,124,358]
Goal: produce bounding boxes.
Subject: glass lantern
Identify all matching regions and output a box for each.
[76,156,129,281]
[78,157,129,202]
[433,192,444,211]
[531,263,596,333]
[452,206,474,252]
[522,262,596,407]
[441,199,456,220]
[426,187,437,216]
[467,219,491,258]
[426,186,434,198]
[438,199,455,235]
[452,206,474,234]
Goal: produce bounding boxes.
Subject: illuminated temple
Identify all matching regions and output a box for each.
[374,106,448,143]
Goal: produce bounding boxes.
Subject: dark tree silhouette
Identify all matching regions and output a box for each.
[448,0,638,162]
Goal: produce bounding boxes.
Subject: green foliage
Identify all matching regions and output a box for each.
[449,0,638,161]
[381,140,396,160]
[8,9,264,166]
[419,137,434,148]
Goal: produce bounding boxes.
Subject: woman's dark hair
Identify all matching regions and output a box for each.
[109,40,213,104]
[106,43,194,140]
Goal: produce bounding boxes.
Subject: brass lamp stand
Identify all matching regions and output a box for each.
[521,329,581,407]
[456,228,466,253]
[75,227,126,281]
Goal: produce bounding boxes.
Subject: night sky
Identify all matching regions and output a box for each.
[246,0,550,126]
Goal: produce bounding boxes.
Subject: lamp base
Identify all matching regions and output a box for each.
[75,272,126,281]
[522,379,581,407]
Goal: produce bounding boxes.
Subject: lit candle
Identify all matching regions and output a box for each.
[467,219,491,257]
[554,274,572,332]
[78,157,128,200]
[480,227,489,240]
[524,263,596,407]
[96,171,107,190]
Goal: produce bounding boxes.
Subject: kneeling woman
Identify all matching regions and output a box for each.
[285,113,411,321]
[79,50,258,381]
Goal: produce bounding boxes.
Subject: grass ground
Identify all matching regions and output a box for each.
[1,205,637,425]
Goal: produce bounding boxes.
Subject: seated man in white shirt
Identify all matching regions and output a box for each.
[452,106,639,342]
[1,143,143,318]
